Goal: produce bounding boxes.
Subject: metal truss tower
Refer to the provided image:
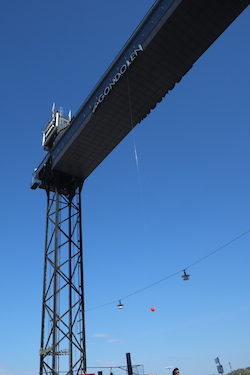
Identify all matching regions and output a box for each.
[39,184,86,375]
[31,2,249,374]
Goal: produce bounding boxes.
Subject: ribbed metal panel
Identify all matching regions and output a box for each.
[36,0,248,187]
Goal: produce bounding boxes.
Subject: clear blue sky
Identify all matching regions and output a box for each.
[0,1,249,375]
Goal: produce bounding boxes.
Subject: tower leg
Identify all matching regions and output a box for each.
[40,186,86,375]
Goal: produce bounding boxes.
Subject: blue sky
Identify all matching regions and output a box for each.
[0,1,249,375]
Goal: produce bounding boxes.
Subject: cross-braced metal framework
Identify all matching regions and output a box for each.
[40,186,86,375]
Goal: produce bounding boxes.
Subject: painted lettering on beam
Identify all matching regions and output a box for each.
[92,44,143,113]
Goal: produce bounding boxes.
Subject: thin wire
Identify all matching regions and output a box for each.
[120,269,181,301]
[85,299,119,312]
[84,229,250,312]
[185,228,250,271]
[87,366,142,369]
[126,73,143,195]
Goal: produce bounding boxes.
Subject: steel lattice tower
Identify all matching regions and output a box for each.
[31,2,249,374]
[39,184,86,375]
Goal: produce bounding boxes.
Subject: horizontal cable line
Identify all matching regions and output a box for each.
[85,228,250,312]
